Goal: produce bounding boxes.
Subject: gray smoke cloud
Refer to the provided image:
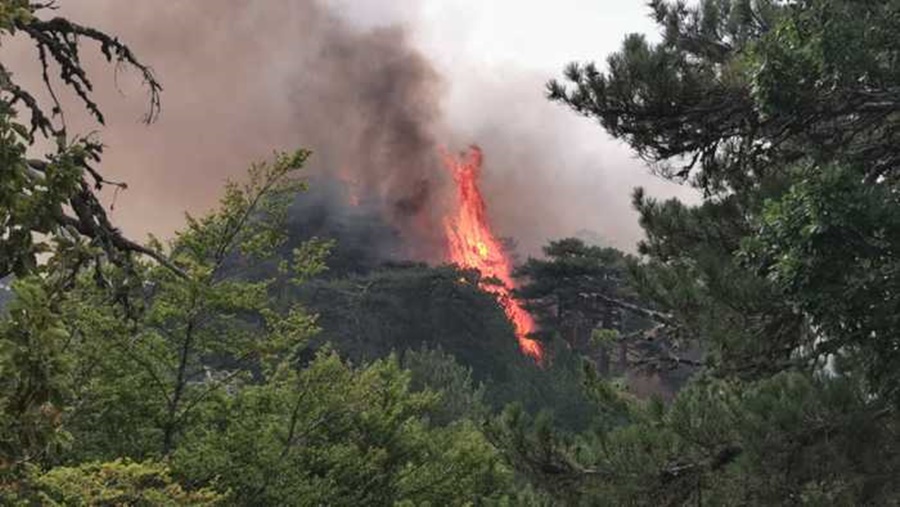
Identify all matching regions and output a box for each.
[8,0,454,259]
[5,0,695,260]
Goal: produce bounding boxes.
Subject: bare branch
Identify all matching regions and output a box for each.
[579,292,674,325]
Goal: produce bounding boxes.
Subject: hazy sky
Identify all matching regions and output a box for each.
[334,0,657,67]
[332,0,695,253]
[19,1,694,254]
[406,0,694,251]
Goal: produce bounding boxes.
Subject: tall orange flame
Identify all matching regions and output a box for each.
[442,146,543,362]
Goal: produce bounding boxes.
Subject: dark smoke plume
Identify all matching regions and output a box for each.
[6,0,451,260]
[5,0,696,261]
[286,21,450,259]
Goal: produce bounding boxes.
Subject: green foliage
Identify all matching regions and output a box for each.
[11,1,900,504]
[402,345,488,424]
[294,263,522,372]
[0,3,568,505]
[745,162,900,398]
[0,103,84,277]
[630,189,805,379]
[549,0,780,190]
[0,278,72,469]
[546,0,900,387]
[0,142,519,504]
[550,0,900,194]
[515,237,694,394]
[494,370,900,505]
[173,351,511,505]
[514,238,636,347]
[0,6,169,471]
[290,261,603,431]
[0,1,33,30]
[13,459,223,506]
[489,0,900,503]
[0,0,163,282]
[57,151,325,460]
[590,328,619,347]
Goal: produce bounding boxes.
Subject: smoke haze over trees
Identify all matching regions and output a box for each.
[4,0,695,257]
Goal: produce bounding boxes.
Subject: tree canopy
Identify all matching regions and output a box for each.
[490,0,900,503]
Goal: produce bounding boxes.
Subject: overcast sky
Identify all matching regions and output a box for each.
[333,0,657,68]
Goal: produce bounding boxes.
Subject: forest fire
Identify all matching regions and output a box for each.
[442,147,543,362]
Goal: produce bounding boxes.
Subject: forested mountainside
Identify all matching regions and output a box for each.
[274,201,694,424]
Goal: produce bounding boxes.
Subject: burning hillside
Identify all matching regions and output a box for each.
[39,0,548,363]
[442,147,543,362]
[304,145,543,363]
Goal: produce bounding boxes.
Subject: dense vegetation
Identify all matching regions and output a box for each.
[1,0,899,505]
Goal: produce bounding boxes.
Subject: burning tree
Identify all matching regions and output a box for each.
[442,146,543,362]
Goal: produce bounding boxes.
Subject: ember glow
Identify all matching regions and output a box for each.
[442,146,543,362]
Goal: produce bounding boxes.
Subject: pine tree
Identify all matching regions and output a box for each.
[493,1,900,503]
